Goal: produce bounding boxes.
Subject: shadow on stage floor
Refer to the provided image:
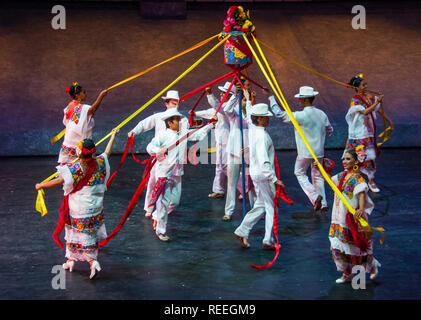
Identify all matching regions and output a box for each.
[1,149,420,299]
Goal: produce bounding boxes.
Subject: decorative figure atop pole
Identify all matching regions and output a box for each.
[220,6,255,70]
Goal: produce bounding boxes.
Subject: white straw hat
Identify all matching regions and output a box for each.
[161,108,184,121]
[294,86,319,98]
[161,90,180,101]
[250,103,273,117]
[218,81,235,95]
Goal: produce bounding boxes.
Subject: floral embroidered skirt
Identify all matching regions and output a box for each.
[345,137,377,177]
[328,223,380,273]
[64,211,107,261]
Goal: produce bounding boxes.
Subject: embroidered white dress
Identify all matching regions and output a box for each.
[56,153,110,261]
[329,171,380,273]
[58,101,94,164]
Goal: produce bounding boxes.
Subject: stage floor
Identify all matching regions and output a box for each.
[1,148,420,300]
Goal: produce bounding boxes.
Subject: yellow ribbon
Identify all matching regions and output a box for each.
[36,189,48,217]
[38,34,229,215]
[245,34,384,244]
[255,38,393,148]
[50,128,66,144]
[50,34,220,144]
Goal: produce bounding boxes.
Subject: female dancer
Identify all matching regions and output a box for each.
[36,129,118,279]
[319,148,380,283]
[59,82,108,164]
[345,74,384,192]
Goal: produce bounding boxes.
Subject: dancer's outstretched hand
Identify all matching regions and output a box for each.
[128,131,134,138]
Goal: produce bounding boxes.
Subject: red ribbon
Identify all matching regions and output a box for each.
[147,177,168,209]
[99,77,236,246]
[188,90,206,128]
[323,157,335,175]
[338,171,369,253]
[251,154,293,269]
[53,158,98,248]
[98,157,157,247]
[180,71,235,103]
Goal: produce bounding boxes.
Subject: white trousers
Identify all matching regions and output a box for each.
[225,157,256,216]
[294,156,327,208]
[234,179,276,245]
[152,175,182,235]
[212,143,228,194]
[145,166,181,213]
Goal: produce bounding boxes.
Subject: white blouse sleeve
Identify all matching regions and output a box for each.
[56,165,74,196]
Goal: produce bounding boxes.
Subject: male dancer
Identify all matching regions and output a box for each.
[128,90,188,218]
[147,109,217,241]
[264,86,333,212]
[192,82,233,198]
[235,90,284,249]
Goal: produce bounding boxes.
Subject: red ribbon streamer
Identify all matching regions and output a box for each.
[188,90,206,128]
[251,154,293,269]
[53,158,98,248]
[180,71,235,102]
[98,157,157,247]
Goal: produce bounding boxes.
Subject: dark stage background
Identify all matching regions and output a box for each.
[0,1,420,156]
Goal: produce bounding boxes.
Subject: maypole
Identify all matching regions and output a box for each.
[220,6,255,216]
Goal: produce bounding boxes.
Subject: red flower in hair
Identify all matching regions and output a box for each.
[66,87,71,93]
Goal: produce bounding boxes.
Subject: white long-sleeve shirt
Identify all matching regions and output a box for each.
[248,124,277,183]
[146,124,214,178]
[194,93,230,146]
[223,95,250,158]
[130,108,188,137]
[269,96,333,159]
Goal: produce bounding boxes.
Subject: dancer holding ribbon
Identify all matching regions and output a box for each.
[35,129,119,280]
[58,82,108,164]
[345,74,383,192]
[234,89,284,250]
[265,86,333,212]
[191,82,233,199]
[146,109,217,241]
[128,90,188,218]
[221,80,256,221]
[317,148,381,283]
